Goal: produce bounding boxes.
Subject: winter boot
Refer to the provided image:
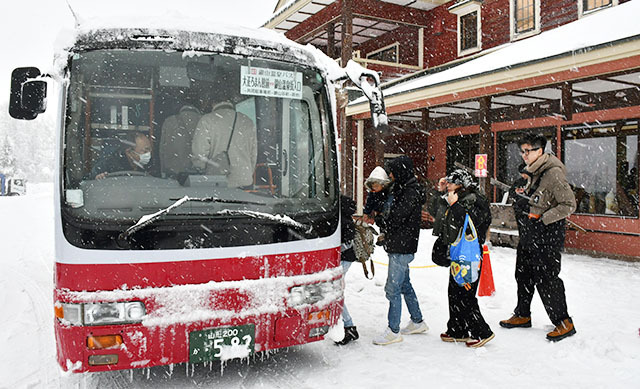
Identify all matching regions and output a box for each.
[335,326,359,346]
[499,315,532,328]
[546,318,576,342]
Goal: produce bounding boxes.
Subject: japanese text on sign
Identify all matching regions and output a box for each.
[475,154,488,177]
[241,66,303,99]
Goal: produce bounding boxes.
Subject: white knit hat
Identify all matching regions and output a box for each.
[365,166,391,190]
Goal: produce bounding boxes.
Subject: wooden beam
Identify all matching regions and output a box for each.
[341,0,353,67]
[561,82,573,121]
[478,96,492,197]
[327,22,335,59]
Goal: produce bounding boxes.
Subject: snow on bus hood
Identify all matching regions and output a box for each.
[57,267,343,327]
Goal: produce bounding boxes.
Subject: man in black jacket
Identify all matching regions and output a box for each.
[372,156,429,345]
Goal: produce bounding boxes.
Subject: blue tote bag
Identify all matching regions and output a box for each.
[449,214,482,289]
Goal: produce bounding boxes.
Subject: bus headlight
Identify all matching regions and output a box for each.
[287,279,342,307]
[55,301,146,326]
[84,302,146,325]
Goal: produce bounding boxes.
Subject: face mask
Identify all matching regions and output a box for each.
[137,152,151,165]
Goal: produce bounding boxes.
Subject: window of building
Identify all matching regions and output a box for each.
[563,121,638,217]
[449,0,482,56]
[579,0,618,17]
[366,43,399,63]
[511,0,540,40]
[446,134,479,174]
[460,12,479,52]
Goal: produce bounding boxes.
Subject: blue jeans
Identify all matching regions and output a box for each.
[341,260,354,327]
[385,253,423,333]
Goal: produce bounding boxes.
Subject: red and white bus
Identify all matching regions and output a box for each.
[9,25,385,372]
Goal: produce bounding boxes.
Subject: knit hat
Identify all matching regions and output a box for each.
[365,166,391,190]
[445,169,476,189]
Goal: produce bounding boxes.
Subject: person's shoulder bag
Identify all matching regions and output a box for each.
[209,112,238,176]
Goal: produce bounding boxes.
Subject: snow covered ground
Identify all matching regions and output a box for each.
[2,183,639,388]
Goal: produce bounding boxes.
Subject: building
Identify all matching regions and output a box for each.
[265,0,639,259]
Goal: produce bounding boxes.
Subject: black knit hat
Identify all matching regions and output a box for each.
[445,169,476,189]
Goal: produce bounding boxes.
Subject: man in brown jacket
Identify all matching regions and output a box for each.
[499,133,577,342]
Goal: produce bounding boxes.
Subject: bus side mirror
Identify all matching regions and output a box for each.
[10,67,48,120]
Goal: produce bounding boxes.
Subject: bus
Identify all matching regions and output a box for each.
[9,25,386,372]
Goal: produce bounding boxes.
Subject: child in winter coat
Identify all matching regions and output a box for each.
[363,166,392,245]
[432,169,494,348]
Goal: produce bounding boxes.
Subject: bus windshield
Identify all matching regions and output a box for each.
[62,50,338,249]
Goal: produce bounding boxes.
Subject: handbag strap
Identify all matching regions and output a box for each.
[225,112,238,153]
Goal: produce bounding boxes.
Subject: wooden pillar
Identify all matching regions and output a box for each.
[340,0,354,197]
[478,96,493,197]
[327,22,335,59]
[561,82,573,121]
[344,116,354,197]
[421,108,430,179]
[341,0,353,66]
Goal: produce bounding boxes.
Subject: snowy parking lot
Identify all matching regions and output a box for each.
[1,183,639,388]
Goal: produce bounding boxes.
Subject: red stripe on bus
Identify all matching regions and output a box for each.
[55,247,340,291]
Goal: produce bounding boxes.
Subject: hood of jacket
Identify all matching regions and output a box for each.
[365,166,391,190]
[387,155,416,186]
[526,153,566,178]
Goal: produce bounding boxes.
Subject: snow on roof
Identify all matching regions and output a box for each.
[365,0,640,102]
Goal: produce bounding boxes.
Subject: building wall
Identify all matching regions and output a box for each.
[482,0,511,49]
[424,2,458,68]
[357,25,420,66]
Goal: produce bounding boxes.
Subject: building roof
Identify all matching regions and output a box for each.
[348,0,640,116]
[264,0,446,49]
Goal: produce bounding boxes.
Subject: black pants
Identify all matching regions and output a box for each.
[447,273,493,339]
[514,243,570,326]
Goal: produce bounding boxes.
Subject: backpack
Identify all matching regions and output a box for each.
[352,220,376,279]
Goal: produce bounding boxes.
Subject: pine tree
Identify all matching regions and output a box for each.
[0,135,16,176]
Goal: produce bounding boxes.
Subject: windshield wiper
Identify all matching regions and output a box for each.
[215,209,313,234]
[119,195,310,240]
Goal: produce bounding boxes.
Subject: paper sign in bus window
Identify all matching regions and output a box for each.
[241,66,303,99]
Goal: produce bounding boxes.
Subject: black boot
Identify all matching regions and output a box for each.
[335,326,359,346]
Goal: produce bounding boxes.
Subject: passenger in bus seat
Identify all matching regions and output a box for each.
[159,93,203,178]
[191,100,257,188]
[92,132,153,180]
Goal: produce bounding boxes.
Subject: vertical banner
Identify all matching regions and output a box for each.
[475,154,488,177]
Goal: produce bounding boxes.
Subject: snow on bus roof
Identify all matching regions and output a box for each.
[51,13,337,75]
[353,0,640,104]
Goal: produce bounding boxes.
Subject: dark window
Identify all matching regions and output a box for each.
[460,11,478,51]
[583,0,613,13]
[367,45,398,63]
[514,0,535,34]
[446,134,479,174]
[563,121,638,217]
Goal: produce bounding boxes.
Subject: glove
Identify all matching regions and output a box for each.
[528,213,541,220]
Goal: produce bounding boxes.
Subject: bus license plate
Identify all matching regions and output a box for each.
[189,324,255,363]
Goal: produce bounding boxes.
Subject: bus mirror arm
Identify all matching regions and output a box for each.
[334,60,388,129]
